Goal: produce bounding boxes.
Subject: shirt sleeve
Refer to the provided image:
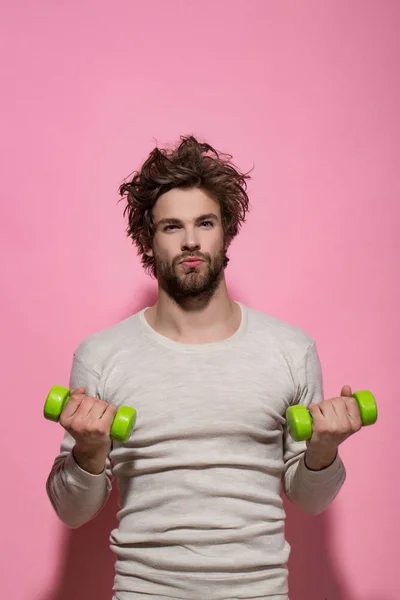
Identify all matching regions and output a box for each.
[281,342,346,515]
[45,352,113,528]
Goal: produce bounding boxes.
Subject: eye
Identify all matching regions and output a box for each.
[163,224,180,232]
[199,221,213,228]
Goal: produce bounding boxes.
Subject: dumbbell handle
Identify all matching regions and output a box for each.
[44,385,137,443]
[286,389,377,442]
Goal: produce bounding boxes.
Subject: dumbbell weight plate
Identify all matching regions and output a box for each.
[111,406,137,443]
[44,385,70,422]
[352,390,378,426]
[286,404,312,442]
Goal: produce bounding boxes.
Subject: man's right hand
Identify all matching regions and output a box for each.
[59,387,117,474]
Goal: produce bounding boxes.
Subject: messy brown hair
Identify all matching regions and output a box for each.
[119,135,251,276]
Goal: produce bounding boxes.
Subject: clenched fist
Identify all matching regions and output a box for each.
[60,387,117,474]
[304,385,363,471]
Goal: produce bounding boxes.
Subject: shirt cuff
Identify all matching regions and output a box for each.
[297,451,346,487]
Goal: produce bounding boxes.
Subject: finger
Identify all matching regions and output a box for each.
[309,399,343,435]
[341,385,352,397]
[75,396,104,420]
[100,403,118,426]
[344,396,363,431]
[83,403,117,436]
[331,396,363,435]
[308,402,329,429]
[62,395,98,424]
[312,399,338,423]
[61,393,86,420]
[83,399,109,423]
[333,396,353,429]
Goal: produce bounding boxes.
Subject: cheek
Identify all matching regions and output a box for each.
[212,234,226,254]
[153,237,180,261]
[202,229,224,249]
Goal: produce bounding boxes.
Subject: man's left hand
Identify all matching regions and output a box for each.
[304,385,363,471]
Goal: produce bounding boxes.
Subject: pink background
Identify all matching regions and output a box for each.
[1,1,398,599]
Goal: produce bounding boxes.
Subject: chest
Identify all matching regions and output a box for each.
[98,346,296,444]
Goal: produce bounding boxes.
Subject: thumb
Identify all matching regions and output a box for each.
[341,385,353,397]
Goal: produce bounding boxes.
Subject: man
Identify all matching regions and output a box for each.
[46,135,362,600]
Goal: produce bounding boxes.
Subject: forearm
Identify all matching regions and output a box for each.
[46,450,111,528]
[283,451,346,515]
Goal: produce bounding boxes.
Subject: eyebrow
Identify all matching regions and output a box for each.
[156,213,220,228]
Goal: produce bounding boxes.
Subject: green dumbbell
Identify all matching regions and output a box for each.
[286,390,377,442]
[43,384,137,443]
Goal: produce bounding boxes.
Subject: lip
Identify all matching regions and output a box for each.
[180,258,204,267]
[180,257,204,263]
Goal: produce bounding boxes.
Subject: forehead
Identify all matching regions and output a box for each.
[153,188,221,222]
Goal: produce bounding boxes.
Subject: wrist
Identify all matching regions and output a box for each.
[304,446,338,471]
[72,445,108,475]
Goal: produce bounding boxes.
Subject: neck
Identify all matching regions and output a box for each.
[145,277,241,344]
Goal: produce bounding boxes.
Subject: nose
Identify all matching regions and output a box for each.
[181,240,200,253]
[181,228,200,252]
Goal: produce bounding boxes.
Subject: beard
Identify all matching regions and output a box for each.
[154,248,228,306]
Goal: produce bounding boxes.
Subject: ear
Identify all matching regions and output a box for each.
[144,246,153,258]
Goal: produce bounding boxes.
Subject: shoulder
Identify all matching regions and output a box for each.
[242,303,316,355]
[72,309,145,371]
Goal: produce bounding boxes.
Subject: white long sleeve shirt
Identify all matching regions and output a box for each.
[46,302,346,600]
